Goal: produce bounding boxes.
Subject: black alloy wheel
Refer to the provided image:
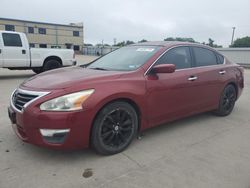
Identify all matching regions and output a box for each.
[91,101,138,155]
[214,84,237,116]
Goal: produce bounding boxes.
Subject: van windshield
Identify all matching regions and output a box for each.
[87,46,160,71]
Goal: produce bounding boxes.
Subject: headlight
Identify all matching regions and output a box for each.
[40,89,94,111]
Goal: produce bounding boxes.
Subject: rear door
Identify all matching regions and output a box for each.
[190,46,226,109]
[2,32,29,67]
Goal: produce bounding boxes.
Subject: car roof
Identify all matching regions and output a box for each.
[131,41,207,48]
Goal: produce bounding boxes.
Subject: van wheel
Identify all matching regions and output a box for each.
[32,67,43,74]
[213,84,237,116]
[91,101,138,155]
[43,59,62,72]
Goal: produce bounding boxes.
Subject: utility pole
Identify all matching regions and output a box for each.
[231,27,236,46]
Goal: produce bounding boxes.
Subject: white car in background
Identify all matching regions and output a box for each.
[0,31,76,73]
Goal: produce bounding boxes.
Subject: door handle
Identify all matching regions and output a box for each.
[188,76,198,81]
[219,70,226,75]
[22,49,26,54]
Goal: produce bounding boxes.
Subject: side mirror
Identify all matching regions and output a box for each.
[152,64,175,74]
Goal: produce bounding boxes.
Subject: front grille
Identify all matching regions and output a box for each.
[12,90,39,111]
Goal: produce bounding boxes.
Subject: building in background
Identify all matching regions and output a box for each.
[0,17,83,52]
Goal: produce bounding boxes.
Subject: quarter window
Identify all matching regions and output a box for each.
[193,47,217,67]
[216,53,224,64]
[156,47,192,69]
[2,33,22,47]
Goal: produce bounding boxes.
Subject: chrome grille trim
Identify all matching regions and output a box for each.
[10,88,50,113]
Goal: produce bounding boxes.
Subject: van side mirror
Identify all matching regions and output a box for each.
[152,64,175,74]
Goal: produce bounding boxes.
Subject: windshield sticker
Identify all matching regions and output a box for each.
[136,48,155,52]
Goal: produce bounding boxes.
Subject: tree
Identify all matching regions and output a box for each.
[138,39,148,43]
[114,41,125,47]
[125,40,135,45]
[164,37,196,43]
[206,38,222,48]
[114,40,135,47]
[231,36,250,47]
[208,38,214,47]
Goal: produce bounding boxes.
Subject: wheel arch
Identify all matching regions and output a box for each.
[89,97,142,146]
[43,56,62,66]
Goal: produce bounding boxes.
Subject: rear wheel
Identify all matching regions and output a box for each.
[43,59,62,72]
[91,101,138,155]
[214,84,237,116]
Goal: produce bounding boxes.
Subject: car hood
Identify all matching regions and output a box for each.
[21,66,123,90]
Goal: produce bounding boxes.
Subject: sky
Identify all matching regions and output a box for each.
[0,0,250,47]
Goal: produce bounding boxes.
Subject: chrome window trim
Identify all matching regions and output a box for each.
[10,88,50,113]
[144,45,225,75]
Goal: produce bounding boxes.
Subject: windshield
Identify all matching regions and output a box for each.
[87,46,160,71]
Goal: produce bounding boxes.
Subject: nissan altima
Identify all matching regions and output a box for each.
[8,41,244,155]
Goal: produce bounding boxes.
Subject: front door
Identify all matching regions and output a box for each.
[145,46,201,127]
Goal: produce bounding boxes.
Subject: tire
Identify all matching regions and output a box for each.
[42,59,62,72]
[32,67,43,74]
[91,101,138,155]
[214,84,237,116]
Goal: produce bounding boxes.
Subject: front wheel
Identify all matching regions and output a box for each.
[214,84,237,116]
[91,101,138,155]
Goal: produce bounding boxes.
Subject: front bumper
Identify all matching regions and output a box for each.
[8,104,94,150]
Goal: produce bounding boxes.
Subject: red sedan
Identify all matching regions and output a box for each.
[8,42,244,155]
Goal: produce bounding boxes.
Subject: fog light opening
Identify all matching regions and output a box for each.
[40,129,70,144]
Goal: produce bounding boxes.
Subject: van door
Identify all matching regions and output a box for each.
[2,32,29,67]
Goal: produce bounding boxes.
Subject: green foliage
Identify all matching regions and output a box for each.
[138,39,148,43]
[164,37,196,43]
[231,36,250,47]
[114,40,135,47]
[205,38,222,48]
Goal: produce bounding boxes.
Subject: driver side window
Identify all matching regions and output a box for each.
[156,46,192,69]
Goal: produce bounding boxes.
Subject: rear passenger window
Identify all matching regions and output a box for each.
[2,33,22,47]
[156,47,192,69]
[193,47,217,67]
